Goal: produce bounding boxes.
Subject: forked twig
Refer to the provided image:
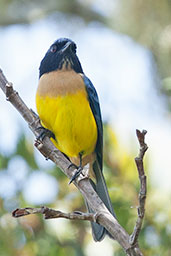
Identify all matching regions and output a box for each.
[129,130,148,245]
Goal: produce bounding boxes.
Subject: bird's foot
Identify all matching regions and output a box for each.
[36,127,55,141]
[68,162,78,170]
[69,166,83,184]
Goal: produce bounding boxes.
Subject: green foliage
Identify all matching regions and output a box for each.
[0,154,9,169]
[15,133,38,169]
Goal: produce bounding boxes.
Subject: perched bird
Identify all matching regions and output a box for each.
[36,38,115,241]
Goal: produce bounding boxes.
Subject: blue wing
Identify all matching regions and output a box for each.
[82,75,103,170]
[82,75,115,241]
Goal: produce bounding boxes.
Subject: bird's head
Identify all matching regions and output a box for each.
[39,38,83,78]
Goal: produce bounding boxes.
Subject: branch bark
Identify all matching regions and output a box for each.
[0,69,147,255]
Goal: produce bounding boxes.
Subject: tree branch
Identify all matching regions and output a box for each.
[0,69,147,255]
[12,207,97,222]
[129,130,148,246]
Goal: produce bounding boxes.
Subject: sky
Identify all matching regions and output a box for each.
[0,15,171,208]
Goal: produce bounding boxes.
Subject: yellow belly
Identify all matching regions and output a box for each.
[36,90,97,158]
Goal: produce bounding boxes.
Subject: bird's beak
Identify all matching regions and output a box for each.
[61,42,72,53]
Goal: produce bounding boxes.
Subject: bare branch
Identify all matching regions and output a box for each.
[12,207,97,221]
[129,130,147,246]
[0,69,146,255]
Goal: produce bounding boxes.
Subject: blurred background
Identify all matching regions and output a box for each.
[0,0,171,255]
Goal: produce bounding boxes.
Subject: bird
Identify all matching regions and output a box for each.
[36,38,115,241]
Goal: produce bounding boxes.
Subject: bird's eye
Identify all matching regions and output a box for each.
[50,45,57,53]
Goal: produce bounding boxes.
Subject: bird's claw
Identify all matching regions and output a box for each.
[69,167,83,184]
[36,127,55,141]
[68,163,78,170]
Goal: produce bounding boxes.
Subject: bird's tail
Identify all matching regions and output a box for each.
[85,160,116,241]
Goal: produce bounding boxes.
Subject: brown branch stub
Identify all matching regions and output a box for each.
[129,130,148,246]
[5,82,15,100]
[12,207,45,217]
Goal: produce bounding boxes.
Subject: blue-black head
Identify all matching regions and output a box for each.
[39,38,84,78]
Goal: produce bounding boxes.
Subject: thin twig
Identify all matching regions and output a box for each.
[12,207,98,222]
[129,130,148,246]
